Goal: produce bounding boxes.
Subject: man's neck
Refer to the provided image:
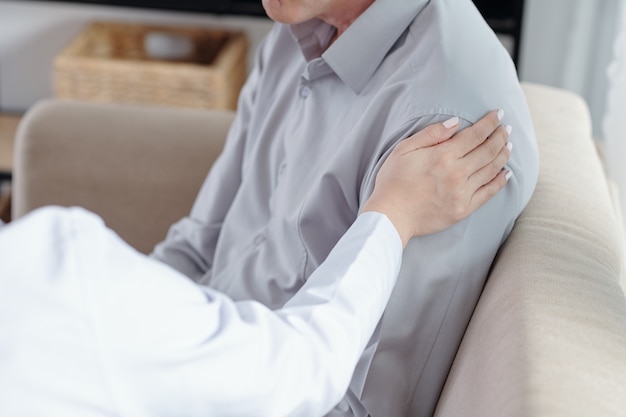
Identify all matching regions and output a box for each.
[320,0,375,39]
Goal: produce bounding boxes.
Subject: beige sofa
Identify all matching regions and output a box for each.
[12,83,626,416]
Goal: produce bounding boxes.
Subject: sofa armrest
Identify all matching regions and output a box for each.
[435,84,626,416]
[12,99,234,254]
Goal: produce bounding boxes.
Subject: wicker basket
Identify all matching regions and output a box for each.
[54,21,248,110]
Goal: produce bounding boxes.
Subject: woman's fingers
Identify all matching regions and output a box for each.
[462,124,511,181]
[434,109,513,218]
[468,169,512,214]
[443,109,503,158]
[468,138,512,191]
[398,116,461,153]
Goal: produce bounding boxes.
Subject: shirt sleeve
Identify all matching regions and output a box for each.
[356,112,539,416]
[149,36,266,282]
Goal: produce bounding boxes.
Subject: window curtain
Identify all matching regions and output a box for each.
[520,0,626,236]
[603,0,626,236]
[520,0,623,139]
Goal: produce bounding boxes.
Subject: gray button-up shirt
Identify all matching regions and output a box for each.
[153,0,539,415]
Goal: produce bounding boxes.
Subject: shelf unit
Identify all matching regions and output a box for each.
[0,113,20,181]
[472,0,526,66]
[31,0,525,66]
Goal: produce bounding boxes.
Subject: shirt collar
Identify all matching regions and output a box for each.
[290,0,429,94]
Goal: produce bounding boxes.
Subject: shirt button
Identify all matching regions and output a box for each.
[300,86,311,98]
[253,234,266,245]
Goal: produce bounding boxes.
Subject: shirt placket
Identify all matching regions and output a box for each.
[298,58,333,99]
[277,57,335,187]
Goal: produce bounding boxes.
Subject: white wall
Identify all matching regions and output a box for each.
[0,0,273,112]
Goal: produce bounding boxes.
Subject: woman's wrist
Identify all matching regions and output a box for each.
[361,202,411,248]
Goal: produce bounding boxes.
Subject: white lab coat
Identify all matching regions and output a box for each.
[0,206,402,417]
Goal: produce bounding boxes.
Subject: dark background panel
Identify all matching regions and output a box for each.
[26,0,526,65]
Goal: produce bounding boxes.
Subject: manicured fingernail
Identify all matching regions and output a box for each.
[506,125,513,135]
[497,109,505,121]
[505,170,513,181]
[443,116,460,128]
[506,141,513,152]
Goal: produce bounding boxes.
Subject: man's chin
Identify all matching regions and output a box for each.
[261,1,310,25]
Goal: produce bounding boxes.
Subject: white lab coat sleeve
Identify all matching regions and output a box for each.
[0,206,402,417]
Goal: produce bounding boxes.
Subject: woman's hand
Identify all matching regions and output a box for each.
[362,110,513,247]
